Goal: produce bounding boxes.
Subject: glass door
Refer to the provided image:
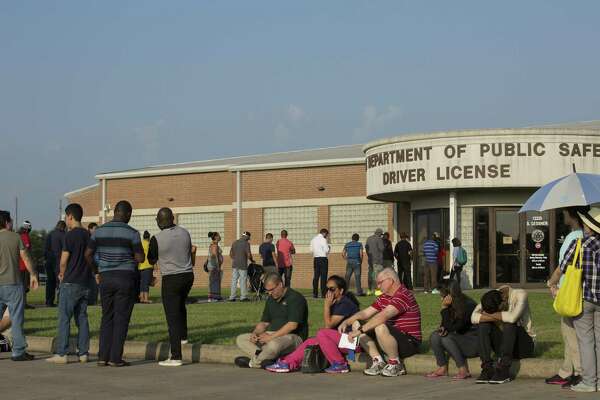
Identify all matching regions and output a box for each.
[494,209,521,285]
[413,209,449,288]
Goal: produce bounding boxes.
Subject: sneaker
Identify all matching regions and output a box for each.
[108,360,131,367]
[325,362,350,374]
[423,291,430,294]
[265,360,290,373]
[431,289,439,294]
[181,339,189,345]
[228,298,237,302]
[363,361,387,376]
[239,298,250,302]
[381,362,406,377]
[489,367,511,384]
[234,356,251,368]
[563,375,582,389]
[159,358,183,367]
[545,374,569,385]
[97,360,108,367]
[571,382,596,393]
[374,290,383,296]
[366,290,374,296]
[46,354,68,364]
[79,355,88,363]
[476,367,494,384]
[11,352,34,361]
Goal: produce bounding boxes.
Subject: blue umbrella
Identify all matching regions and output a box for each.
[520,171,600,213]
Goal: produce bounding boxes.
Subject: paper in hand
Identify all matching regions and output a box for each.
[338,333,358,350]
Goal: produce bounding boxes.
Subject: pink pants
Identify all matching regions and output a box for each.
[280,328,349,370]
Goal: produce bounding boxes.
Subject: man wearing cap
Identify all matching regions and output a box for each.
[229,231,254,302]
[365,228,385,296]
[558,206,600,393]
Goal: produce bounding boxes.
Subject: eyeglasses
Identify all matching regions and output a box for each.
[326,286,337,292]
[376,277,391,286]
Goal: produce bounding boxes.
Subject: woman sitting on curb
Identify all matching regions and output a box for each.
[426,281,478,380]
[265,275,360,374]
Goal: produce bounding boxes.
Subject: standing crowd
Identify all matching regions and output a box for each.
[1,203,600,393]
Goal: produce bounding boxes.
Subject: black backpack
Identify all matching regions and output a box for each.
[301,345,329,373]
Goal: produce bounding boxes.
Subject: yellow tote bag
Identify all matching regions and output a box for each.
[553,239,583,317]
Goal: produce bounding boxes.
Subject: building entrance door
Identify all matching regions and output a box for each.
[413,209,449,288]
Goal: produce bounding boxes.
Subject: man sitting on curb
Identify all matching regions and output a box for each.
[338,268,422,377]
[234,272,308,368]
[471,285,535,384]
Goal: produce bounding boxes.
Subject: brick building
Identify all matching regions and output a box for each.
[65,144,395,291]
[65,123,600,290]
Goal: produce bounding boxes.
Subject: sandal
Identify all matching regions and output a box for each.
[452,372,472,380]
[425,370,448,378]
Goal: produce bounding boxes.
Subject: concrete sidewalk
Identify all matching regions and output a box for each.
[0,352,575,400]
[25,335,562,379]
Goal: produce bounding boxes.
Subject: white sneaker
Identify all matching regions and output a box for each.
[181,340,189,345]
[431,289,439,294]
[381,361,406,377]
[79,354,88,363]
[159,358,183,367]
[46,354,68,364]
[363,361,387,376]
[571,382,596,392]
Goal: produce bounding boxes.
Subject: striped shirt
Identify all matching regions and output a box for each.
[422,239,439,263]
[87,221,143,273]
[371,285,422,341]
[560,233,600,304]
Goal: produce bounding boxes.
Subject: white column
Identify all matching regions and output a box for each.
[101,178,107,224]
[392,203,399,244]
[449,191,457,241]
[236,170,241,238]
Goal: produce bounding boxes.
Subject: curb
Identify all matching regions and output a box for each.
[26,336,561,378]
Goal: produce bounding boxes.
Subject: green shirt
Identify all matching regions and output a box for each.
[261,288,308,340]
[0,230,25,285]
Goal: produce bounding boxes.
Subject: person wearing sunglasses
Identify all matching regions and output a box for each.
[425,280,478,380]
[337,268,422,377]
[234,273,308,369]
[265,275,360,374]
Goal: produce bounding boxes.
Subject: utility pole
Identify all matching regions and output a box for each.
[14,196,18,231]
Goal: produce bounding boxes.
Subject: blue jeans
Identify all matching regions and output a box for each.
[229,268,248,300]
[56,283,90,356]
[0,284,26,357]
[345,260,363,295]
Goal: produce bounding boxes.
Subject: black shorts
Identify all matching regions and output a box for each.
[139,269,154,292]
[366,322,420,359]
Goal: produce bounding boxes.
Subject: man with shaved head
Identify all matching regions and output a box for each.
[147,207,195,367]
[338,268,422,377]
[234,272,308,369]
[85,200,145,367]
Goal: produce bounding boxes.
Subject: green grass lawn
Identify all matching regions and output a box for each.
[22,287,563,359]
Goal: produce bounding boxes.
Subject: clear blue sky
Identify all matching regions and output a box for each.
[1,1,599,229]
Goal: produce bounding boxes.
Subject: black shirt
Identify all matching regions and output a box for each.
[440,296,477,334]
[63,227,93,285]
[394,240,412,265]
[383,238,394,261]
[259,242,276,266]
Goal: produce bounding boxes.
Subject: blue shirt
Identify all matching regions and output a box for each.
[423,239,439,263]
[87,221,143,273]
[344,241,363,261]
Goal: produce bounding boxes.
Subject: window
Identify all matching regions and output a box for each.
[263,207,318,245]
[330,204,389,244]
[128,215,160,237]
[178,213,225,248]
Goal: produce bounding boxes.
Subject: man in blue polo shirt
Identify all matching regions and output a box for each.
[343,233,364,296]
[422,233,440,294]
[85,201,145,367]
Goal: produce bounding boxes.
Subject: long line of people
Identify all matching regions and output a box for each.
[1,203,599,393]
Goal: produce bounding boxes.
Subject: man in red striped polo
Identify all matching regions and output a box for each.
[338,268,422,377]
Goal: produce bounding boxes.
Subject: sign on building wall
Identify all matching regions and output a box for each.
[365,133,600,197]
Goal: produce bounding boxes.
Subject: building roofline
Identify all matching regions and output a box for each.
[64,183,100,198]
[362,127,600,153]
